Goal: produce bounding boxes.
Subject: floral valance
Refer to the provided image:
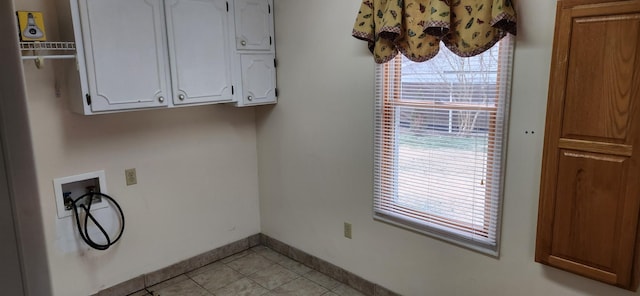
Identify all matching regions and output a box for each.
[352,0,517,64]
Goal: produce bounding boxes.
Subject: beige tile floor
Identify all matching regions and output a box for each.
[128,246,365,296]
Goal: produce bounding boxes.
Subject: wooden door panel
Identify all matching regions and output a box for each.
[551,150,628,271]
[562,13,640,142]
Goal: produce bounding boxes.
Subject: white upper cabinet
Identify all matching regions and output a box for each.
[165,0,234,105]
[234,0,273,51]
[68,0,236,114]
[232,0,276,107]
[78,0,171,112]
[58,0,276,114]
[240,54,276,104]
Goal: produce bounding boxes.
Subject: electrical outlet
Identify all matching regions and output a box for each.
[344,222,352,239]
[125,168,137,186]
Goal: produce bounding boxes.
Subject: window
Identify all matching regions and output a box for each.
[373,36,514,256]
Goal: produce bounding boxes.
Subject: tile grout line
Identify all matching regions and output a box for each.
[215,249,291,294]
[233,251,302,293]
[184,273,215,296]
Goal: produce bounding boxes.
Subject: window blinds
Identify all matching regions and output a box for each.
[373,36,514,255]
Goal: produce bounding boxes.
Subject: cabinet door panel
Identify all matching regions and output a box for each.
[241,54,276,105]
[562,13,640,142]
[165,0,233,105]
[235,0,272,50]
[80,0,170,111]
[551,150,628,274]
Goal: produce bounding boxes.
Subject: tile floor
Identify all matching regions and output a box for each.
[128,246,365,296]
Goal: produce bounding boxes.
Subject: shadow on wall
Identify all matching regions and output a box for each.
[540,266,635,296]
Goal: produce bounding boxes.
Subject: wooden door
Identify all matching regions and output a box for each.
[165,0,234,105]
[536,0,640,290]
[234,0,273,50]
[79,0,170,112]
[240,54,276,105]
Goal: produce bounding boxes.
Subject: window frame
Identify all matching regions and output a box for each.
[373,36,514,256]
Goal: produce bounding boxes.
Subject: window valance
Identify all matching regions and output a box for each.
[352,0,517,64]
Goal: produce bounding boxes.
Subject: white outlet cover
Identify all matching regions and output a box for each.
[53,170,108,219]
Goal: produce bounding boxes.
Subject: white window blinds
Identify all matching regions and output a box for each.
[373,36,514,255]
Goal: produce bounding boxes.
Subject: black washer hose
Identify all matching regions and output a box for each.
[68,192,125,251]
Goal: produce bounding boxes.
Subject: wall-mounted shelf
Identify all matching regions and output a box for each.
[20,42,76,68]
[20,41,75,50]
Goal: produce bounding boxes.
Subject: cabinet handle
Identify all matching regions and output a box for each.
[247,95,253,101]
[178,94,185,101]
[158,96,165,103]
[241,40,247,46]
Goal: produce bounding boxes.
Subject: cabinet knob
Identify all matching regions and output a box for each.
[241,40,247,46]
[158,96,165,103]
[178,94,185,101]
[247,95,253,101]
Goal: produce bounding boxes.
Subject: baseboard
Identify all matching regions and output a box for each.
[93,233,399,296]
[261,234,400,296]
[93,233,261,296]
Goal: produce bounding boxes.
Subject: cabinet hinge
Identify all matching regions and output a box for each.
[226,1,229,12]
[232,85,235,95]
[85,94,92,105]
[275,88,279,97]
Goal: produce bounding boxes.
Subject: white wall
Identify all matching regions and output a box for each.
[14,0,261,295]
[257,1,640,295]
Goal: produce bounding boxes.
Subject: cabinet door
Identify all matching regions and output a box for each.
[79,0,170,112]
[234,0,273,50]
[536,0,640,290]
[165,0,233,105]
[240,54,276,105]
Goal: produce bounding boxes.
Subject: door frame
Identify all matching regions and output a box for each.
[0,1,52,295]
